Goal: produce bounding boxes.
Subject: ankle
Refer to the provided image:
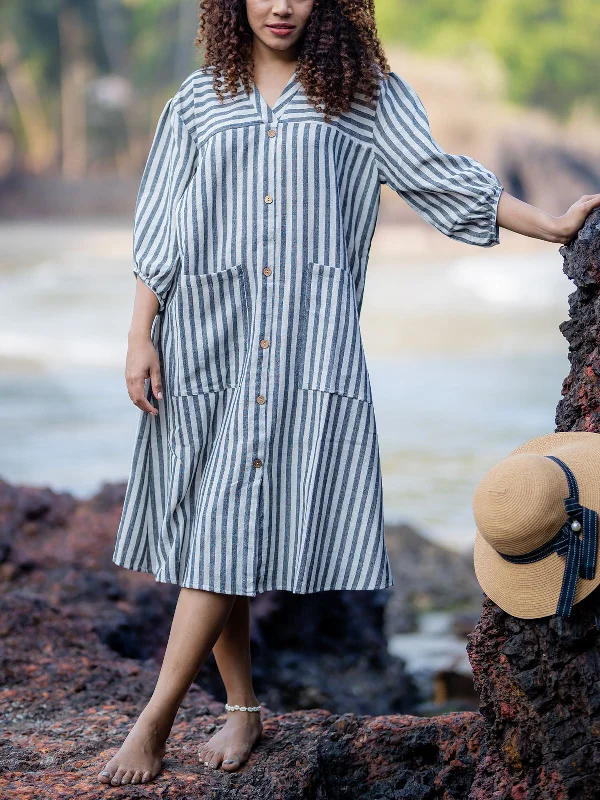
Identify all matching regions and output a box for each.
[141,700,178,731]
[225,693,260,710]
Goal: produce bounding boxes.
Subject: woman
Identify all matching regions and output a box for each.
[99,0,600,787]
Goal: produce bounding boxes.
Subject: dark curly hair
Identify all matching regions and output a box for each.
[194,0,390,122]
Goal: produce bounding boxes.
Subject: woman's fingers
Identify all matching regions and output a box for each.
[127,375,159,416]
[125,337,161,415]
[150,366,163,402]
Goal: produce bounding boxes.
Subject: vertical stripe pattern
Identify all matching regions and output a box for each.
[113,64,504,595]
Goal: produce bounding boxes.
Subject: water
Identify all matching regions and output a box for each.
[0,220,573,552]
[388,610,470,675]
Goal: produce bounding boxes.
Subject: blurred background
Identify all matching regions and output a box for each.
[1,1,600,713]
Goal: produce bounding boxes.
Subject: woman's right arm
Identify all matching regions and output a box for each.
[125,277,161,417]
[125,80,199,415]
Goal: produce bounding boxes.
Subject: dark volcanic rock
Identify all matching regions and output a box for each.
[0,475,416,715]
[0,592,484,797]
[555,208,600,432]
[244,588,416,716]
[465,208,600,799]
[467,594,600,799]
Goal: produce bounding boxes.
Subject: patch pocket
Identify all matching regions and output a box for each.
[168,263,250,396]
[295,262,372,403]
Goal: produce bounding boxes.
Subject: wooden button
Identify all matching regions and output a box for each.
[256,395,266,405]
[253,458,263,468]
[264,194,273,204]
[267,129,277,138]
[263,267,272,277]
[260,339,269,349]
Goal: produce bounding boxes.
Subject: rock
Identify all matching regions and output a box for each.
[235,588,417,716]
[465,208,600,799]
[0,591,485,797]
[555,207,600,433]
[384,522,483,636]
[0,477,417,719]
[467,594,600,799]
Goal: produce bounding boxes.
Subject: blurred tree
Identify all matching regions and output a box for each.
[0,0,201,175]
[375,0,600,119]
[1,0,598,175]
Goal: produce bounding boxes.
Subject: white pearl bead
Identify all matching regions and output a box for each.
[571,520,582,532]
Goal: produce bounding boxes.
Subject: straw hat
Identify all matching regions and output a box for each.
[473,431,600,618]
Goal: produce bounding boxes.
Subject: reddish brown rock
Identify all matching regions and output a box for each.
[0,475,417,718]
[465,209,600,799]
[1,476,484,796]
[556,208,600,433]
[0,591,484,797]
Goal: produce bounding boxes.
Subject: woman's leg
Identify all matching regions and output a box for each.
[197,595,263,772]
[98,587,236,786]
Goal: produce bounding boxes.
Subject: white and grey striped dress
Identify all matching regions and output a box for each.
[113,64,504,595]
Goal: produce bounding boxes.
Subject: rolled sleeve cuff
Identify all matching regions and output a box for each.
[132,267,166,313]
[485,182,504,248]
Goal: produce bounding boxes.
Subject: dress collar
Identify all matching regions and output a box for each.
[250,69,300,123]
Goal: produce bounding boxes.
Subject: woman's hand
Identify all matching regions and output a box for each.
[125,276,162,415]
[125,333,162,416]
[553,194,600,244]
[496,191,600,243]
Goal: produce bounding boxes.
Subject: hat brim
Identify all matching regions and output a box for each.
[473,431,600,618]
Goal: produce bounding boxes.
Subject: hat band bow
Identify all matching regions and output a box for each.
[497,455,598,617]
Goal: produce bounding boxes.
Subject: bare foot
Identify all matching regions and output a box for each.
[97,705,172,786]
[198,707,263,772]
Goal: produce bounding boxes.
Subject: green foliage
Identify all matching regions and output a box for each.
[375,0,600,118]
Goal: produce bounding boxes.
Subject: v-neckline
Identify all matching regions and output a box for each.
[251,69,300,123]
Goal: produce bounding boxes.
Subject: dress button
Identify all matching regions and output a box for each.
[253,458,263,468]
[256,395,266,405]
[267,129,277,138]
[264,194,273,204]
[263,267,272,277]
[260,338,269,349]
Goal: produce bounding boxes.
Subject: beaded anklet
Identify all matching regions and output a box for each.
[224,702,261,712]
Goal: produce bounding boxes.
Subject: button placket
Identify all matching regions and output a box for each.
[253,120,278,478]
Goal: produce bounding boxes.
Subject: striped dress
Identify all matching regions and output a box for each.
[112,64,504,595]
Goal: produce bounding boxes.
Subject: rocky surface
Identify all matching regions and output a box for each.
[467,594,600,800]
[464,208,600,799]
[0,478,417,719]
[1,590,485,798]
[0,478,485,797]
[555,208,600,433]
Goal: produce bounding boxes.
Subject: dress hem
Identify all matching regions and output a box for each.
[112,556,395,596]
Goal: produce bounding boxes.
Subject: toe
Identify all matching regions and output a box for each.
[221,756,241,771]
[98,768,114,784]
[120,769,135,785]
[141,770,152,783]
[210,750,225,769]
[130,771,143,784]
[110,767,126,786]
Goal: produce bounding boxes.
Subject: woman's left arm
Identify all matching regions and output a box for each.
[372,70,600,249]
[496,191,600,245]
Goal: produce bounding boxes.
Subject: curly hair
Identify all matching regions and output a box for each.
[194,0,390,122]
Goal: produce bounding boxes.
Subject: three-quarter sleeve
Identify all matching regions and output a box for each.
[372,71,503,247]
[132,94,198,312]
